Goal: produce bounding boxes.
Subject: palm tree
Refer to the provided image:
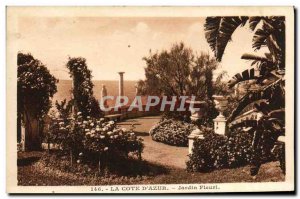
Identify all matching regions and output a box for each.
[204,16,285,175]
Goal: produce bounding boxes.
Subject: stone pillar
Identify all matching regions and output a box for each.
[213,114,227,135]
[20,125,26,151]
[188,128,204,154]
[118,72,125,97]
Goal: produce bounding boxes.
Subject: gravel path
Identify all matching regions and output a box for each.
[117,116,189,169]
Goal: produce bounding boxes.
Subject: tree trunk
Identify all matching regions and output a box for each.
[24,109,41,151]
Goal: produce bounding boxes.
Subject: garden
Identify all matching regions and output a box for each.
[17,16,286,185]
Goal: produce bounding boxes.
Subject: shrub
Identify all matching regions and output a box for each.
[186,128,228,172]
[47,112,143,173]
[149,118,196,146]
[186,127,281,172]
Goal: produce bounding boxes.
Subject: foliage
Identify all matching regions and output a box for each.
[204,16,285,174]
[17,52,58,150]
[55,99,73,123]
[186,127,281,172]
[149,118,197,146]
[138,43,226,100]
[18,52,58,120]
[66,57,102,118]
[47,112,144,173]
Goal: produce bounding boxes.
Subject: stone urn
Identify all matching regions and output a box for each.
[213,95,228,117]
[185,100,206,121]
[212,95,228,135]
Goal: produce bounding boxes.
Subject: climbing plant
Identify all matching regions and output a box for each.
[66,57,102,118]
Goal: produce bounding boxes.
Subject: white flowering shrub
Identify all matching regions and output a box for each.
[47,112,143,173]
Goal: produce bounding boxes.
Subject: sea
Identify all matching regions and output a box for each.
[52,80,137,107]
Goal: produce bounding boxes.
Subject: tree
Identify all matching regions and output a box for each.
[141,43,193,96]
[204,16,285,174]
[18,52,58,150]
[138,43,226,123]
[138,43,225,99]
[66,57,102,118]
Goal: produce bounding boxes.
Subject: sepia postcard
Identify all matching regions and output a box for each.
[6,6,295,193]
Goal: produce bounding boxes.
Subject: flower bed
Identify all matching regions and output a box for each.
[149,119,197,147]
[46,113,144,174]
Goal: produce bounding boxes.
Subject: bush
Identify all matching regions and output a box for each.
[186,127,282,172]
[149,118,196,146]
[186,128,228,172]
[46,112,144,174]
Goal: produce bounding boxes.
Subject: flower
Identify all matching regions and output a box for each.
[77,112,82,116]
[121,128,127,132]
[104,147,108,151]
[83,121,88,124]
[109,121,115,125]
[100,135,105,139]
[107,131,113,136]
[79,152,83,156]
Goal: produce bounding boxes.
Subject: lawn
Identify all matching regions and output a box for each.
[17,151,284,186]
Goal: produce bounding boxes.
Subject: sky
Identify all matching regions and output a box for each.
[17,16,267,81]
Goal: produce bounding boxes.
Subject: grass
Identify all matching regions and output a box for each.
[17,151,284,186]
[17,116,285,186]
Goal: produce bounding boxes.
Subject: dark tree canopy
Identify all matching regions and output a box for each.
[17,52,58,150]
[17,52,58,120]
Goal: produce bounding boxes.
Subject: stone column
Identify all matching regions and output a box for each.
[213,115,227,135]
[188,128,204,154]
[118,72,125,97]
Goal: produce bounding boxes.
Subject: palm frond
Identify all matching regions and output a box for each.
[228,78,284,122]
[227,68,258,88]
[204,17,248,61]
[252,22,274,50]
[249,17,263,31]
[204,17,222,55]
[241,53,271,62]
